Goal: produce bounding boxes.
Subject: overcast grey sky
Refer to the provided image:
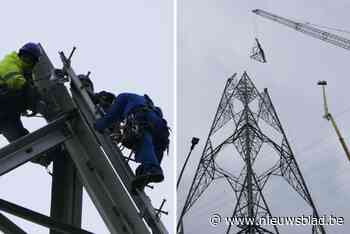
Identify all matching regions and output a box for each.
[178,0,350,233]
[0,0,173,233]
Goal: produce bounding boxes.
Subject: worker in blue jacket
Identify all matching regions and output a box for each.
[0,43,43,142]
[94,93,169,190]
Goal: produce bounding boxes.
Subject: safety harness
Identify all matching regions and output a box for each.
[95,93,170,154]
[113,106,170,154]
[117,106,153,150]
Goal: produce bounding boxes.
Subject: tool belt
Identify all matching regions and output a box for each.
[107,106,150,150]
[110,105,170,156]
[120,106,153,149]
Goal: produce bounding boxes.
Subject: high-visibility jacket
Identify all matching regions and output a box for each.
[0,52,27,90]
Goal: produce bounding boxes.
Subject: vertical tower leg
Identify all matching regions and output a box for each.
[0,212,26,234]
[50,148,83,234]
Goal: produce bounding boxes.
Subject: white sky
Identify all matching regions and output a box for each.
[178,0,350,233]
[0,0,173,233]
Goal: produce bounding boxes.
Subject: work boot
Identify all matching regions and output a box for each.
[132,166,164,193]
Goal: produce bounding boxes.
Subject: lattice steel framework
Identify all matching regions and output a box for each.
[178,72,326,234]
[0,45,168,234]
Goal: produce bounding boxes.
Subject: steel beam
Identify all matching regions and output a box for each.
[32,44,84,234]
[66,53,168,233]
[0,114,72,176]
[50,149,83,234]
[72,90,168,234]
[72,86,168,233]
[0,212,27,234]
[41,48,149,233]
[34,45,76,119]
[63,117,150,234]
[33,46,167,234]
[0,199,93,234]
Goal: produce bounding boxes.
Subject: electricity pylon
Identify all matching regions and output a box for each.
[178,72,326,233]
[0,45,168,234]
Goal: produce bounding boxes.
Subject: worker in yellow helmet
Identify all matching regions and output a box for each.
[0,43,43,142]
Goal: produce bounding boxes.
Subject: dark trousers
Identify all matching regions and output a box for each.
[0,115,29,142]
[134,130,162,172]
[0,84,43,143]
[134,111,168,176]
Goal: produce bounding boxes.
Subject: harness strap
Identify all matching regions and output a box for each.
[129,105,151,115]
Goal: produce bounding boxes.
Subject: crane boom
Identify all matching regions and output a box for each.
[252,9,350,51]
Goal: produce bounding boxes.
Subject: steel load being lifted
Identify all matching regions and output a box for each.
[250,38,267,63]
[252,9,350,51]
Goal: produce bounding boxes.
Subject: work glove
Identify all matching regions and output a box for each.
[54,69,65,78]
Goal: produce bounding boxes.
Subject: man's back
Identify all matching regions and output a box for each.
[111,92,148,122]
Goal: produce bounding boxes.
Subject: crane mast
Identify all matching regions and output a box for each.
[252,9,350,51]
[317,81,350,161]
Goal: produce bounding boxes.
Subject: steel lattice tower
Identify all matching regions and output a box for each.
[0,45,168,234]
[178,72,326,234]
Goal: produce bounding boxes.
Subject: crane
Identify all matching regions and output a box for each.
[252,9,350,161]
[252,9,350,51]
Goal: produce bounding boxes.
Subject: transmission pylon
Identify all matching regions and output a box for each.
[178,72,326,233]
[0,45,168,234]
